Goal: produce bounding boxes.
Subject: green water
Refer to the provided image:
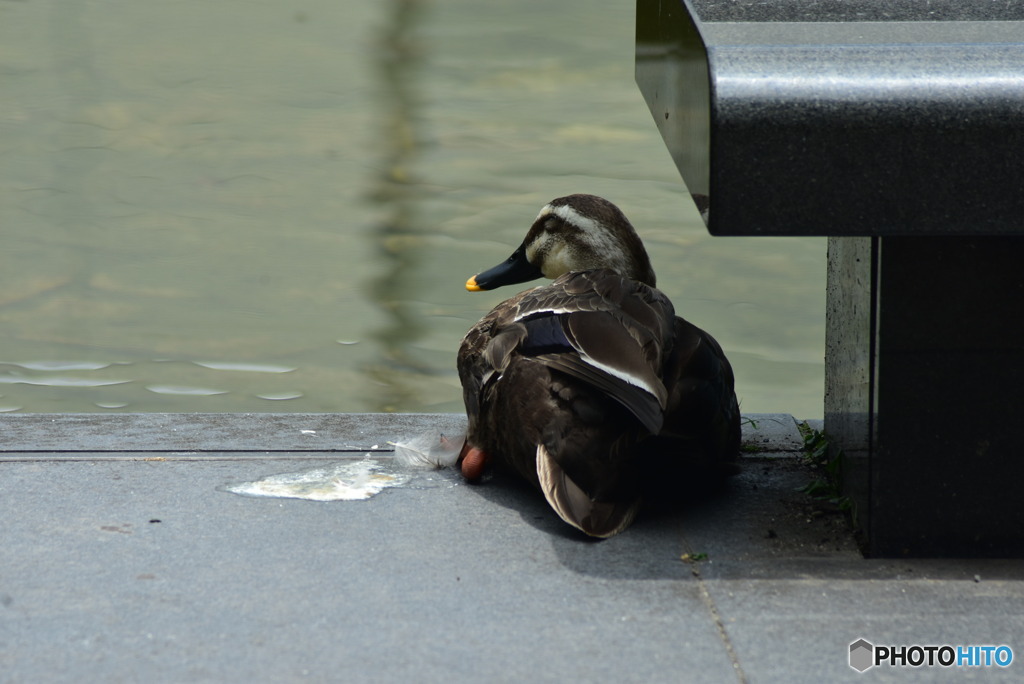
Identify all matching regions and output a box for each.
[0,0,825,417]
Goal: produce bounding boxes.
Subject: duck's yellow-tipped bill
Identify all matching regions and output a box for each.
[465,244,542,292]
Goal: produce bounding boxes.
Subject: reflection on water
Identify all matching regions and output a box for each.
[366,0,431,412]
[0,1,826,417]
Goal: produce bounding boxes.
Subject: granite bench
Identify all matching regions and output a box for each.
[636,0,1024,556]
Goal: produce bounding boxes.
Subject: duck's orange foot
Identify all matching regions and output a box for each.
[458,444,489,482]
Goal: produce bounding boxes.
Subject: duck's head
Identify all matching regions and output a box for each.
[466,194,656,292]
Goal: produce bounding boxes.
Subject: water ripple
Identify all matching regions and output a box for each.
[145,385,228,396]
[256,392,304,401]
[1,361,113,371]
[0,374,131,387]
[193,361,296,373]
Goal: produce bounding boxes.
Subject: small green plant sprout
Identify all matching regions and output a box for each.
[795,422,856,520]
[738,416,762,452]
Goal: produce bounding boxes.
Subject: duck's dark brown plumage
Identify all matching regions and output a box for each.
[457,194,740,537]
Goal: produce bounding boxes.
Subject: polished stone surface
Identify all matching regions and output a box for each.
[635,0,1024,236]
[687,0,1024,23]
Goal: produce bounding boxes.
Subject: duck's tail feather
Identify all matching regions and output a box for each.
[535,444,640,538]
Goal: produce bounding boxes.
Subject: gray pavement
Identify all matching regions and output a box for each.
[2,413,1021,683]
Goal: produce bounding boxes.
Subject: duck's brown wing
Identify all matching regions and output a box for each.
[459,270,676,435]
[514,270,675,434]
[457,287,533,441]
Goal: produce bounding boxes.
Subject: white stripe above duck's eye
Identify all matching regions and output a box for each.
[549,204,601,234]
[552,206,633,275]
[531,201,640,281]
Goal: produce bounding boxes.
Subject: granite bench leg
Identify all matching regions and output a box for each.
[825,236,1024,557]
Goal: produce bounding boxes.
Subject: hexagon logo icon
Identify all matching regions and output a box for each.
[849,638,874,672]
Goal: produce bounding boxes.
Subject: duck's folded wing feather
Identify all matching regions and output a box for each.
[562,309,668,409]
[521,309,666,434]
[536,444,640,538]
[508,272,673,434]
[532,351,664,434]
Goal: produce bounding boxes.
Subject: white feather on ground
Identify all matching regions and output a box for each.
[391,429,465,469]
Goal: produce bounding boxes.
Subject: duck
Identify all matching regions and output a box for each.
[457,194,740,538]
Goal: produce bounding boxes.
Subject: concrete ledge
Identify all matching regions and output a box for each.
[0,413,465,454]
[0,412,807,455]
